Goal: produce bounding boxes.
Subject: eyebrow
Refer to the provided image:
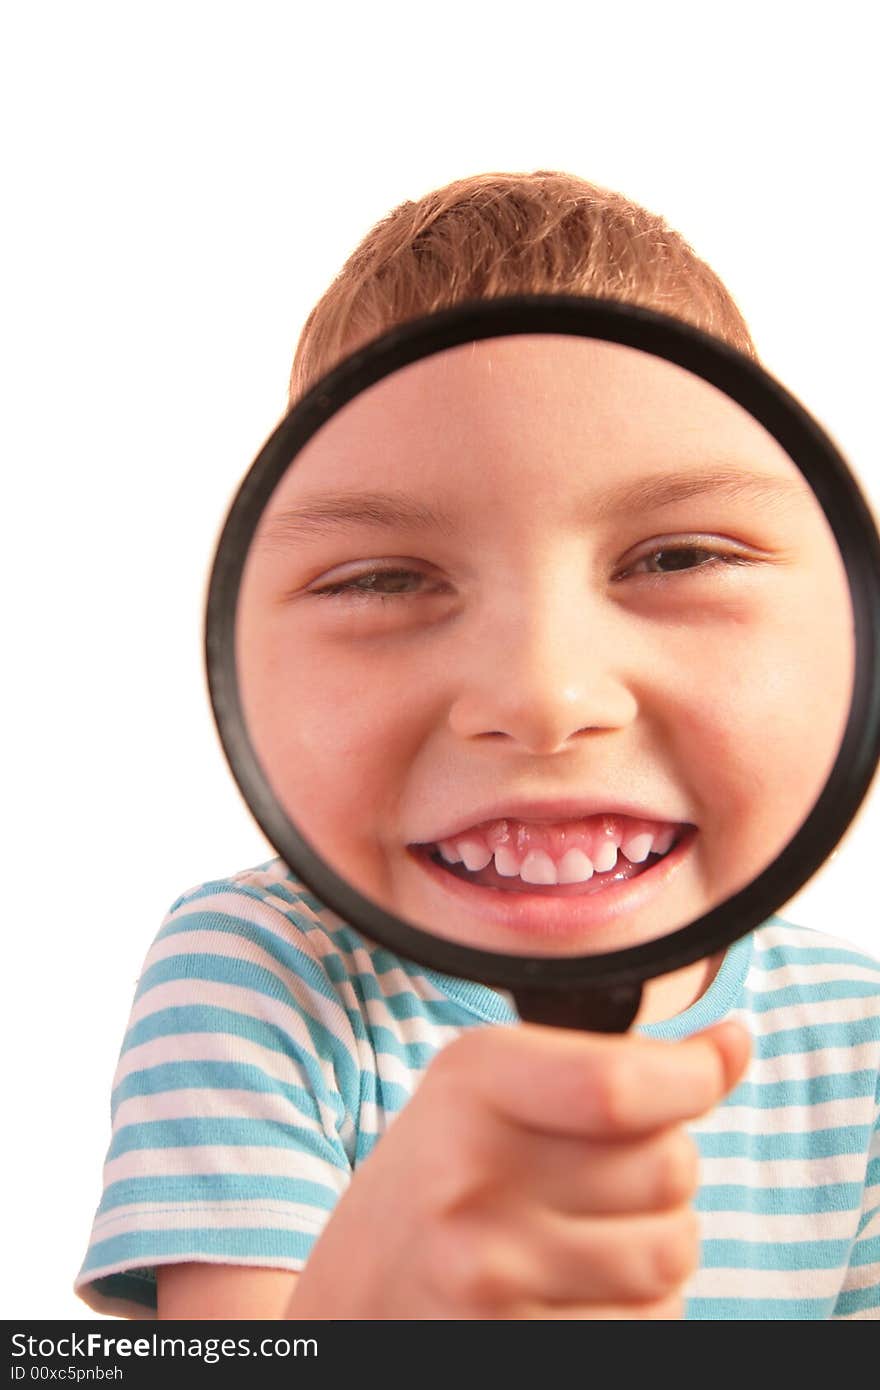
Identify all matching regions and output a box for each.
[256,466,811,546]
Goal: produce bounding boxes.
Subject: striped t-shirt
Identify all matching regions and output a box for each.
[76,857,880,1320]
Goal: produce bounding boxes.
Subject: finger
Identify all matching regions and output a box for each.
[522,1206,700,1305]
[503,1125,700,1215]
[441,1206,699,1314]
[700,1019,752,1098]
[523,1293,685,1320]
[437,1019,752,1138]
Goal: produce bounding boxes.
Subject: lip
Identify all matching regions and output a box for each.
[411,797,692,846]
[407,825,699,941]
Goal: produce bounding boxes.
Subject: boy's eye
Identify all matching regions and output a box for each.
[309,567,442,601]
[619,542,754,579]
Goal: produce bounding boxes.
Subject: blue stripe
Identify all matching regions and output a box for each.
[359,1069,415,1115]
[156,913,346,996]
[833,1284,880,1315]
[850,1233,880,1266]
[700,1237,851,1270]
[96,1173,341,1215]
[753,943,880,973]
[120,1004,357,1122]
[747,980,880,1012]
[695,1125,872,1161]
[754,1019,880,1059]
[88,1274,156,1309]
[111,1062,324,1125]
[107,1117,349,1168]
[694,1183,864,1215]
[81,1226,316,1273]
[136,946,347,1019]
[133,953,370,1071]
[133,955,449,1074]
[687,1296,834,1320]
[165,880,324,932]
[723,1070,876,1110]
[124,1004,307,1061]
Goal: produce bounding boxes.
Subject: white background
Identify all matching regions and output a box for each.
[3,1,878,1319]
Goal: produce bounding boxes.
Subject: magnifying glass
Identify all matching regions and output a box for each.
[205,296,880,1033]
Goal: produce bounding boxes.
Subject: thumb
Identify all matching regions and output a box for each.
[698,1019,752,1097]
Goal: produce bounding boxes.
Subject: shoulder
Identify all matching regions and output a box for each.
[138,857,485,1050]
[152,857,350,977]
[124,858,383,1078]
[749,915,880,985]
[742,914,880,1065]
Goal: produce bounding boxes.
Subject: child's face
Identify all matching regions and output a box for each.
[236,336,854,958]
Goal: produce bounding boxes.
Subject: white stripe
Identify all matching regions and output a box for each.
[373,1048,431,1092]
[163,887,306,934]
[357,1098,413,1135]
[754,923,871,955]
[855,1208,880,1237]
[341,946,451,1006]
[141,929,357,1047]
[743,994,880,1035]
[837,1261,880,1293]
[697,1096,875,1134]
[739,1039,880,1081]
[114,1033,355,1158]
[77,1250,306,1299]
[697,1207,860,1242]
[166,880,365,979]
[90,1200,328,1237]
[697,1151,870,1187]
[690,1263,844,1300]
[363,997,463,1046]
[102,1144,351,1191]
[113,1088,328,1136]
[113,1033,313,1091]
[124,980,350,1095]
[748,960,880,989]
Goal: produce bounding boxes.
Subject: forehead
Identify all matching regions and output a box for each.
[269,335,804,515]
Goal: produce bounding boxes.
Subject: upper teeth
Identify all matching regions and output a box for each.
[557,848,595,883]
[592,840,619,872]
[436,823,678,885]
[458,839,494,872]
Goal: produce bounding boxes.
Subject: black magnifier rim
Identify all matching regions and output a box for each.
[206,294,880,991]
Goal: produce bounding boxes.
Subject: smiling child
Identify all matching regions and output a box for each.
[76,172,880,1320]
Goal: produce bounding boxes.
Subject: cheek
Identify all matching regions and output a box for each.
[237,620,435,867]
[666,602,852,855]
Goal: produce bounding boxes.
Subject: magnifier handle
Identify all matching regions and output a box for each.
[512,982,642,1033]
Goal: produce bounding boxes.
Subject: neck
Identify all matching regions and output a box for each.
[634,952,725,1027]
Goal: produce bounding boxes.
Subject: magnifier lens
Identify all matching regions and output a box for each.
[235,335,853,958]
[206,300,880,1029]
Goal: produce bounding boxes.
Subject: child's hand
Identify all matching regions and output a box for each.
[285,1018,751,1319]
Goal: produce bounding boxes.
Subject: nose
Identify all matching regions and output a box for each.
[446,579,639,754]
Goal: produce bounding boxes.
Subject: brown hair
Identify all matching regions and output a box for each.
[289,170,757,403]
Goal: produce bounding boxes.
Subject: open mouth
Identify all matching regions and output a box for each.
[414,814,687,893]
[407,813,697,936]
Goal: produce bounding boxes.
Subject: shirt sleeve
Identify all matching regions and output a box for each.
[831,1075,880,1319]
[75,877,362,1318]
